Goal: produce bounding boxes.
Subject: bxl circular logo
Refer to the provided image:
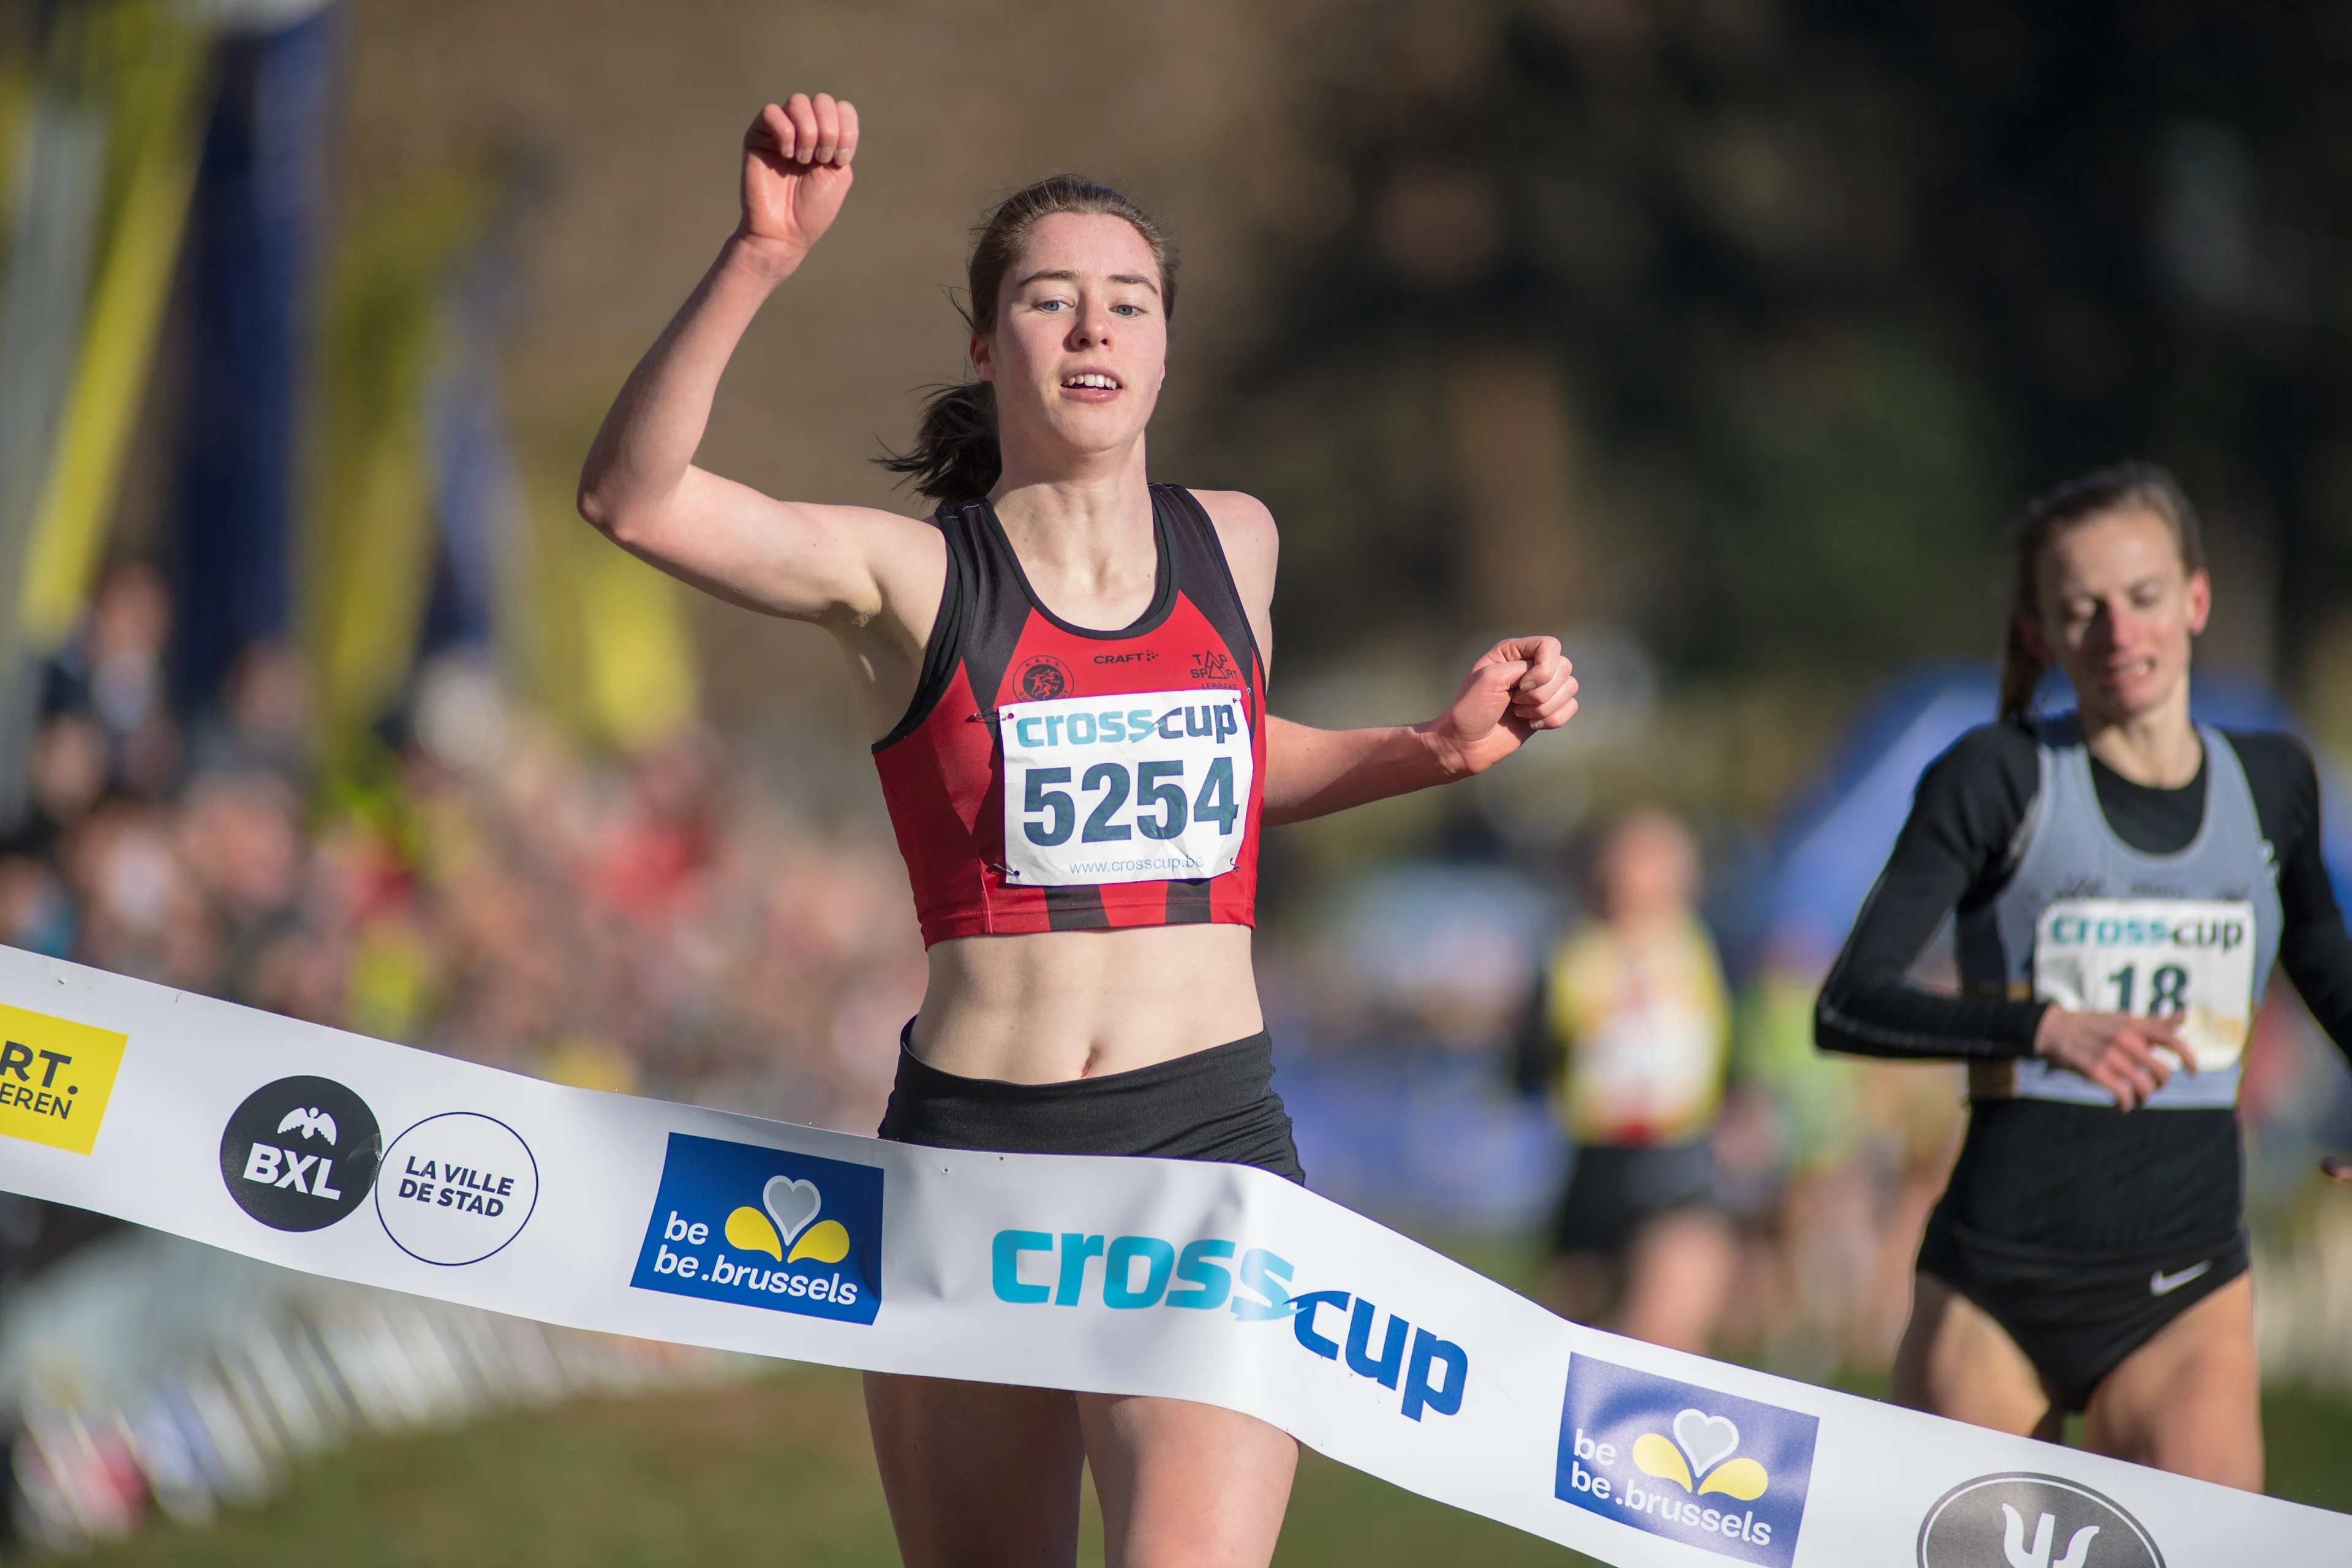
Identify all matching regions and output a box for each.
[219,1076,382,1232]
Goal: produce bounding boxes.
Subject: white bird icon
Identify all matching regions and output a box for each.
[276,1107,337,1144]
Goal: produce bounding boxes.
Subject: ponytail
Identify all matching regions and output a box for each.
[881,383,1001,504]
[878,175,1177,504]
[1997,460,2204,725]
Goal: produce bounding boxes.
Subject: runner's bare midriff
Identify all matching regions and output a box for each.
[910,924,1262,1083]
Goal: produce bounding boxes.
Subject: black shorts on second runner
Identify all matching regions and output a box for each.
[1917,1208,2247,1412]
[1550,1141,1715,1257]
[876,1022,1305,1185]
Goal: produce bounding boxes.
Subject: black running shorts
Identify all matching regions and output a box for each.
[1549,1141,1716,1257]
[1917,1208,2247,1412]
[876,1023,1305,1185]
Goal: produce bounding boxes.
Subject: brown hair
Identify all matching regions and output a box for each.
[878,176,1178,503]
[1997,461,2206,723]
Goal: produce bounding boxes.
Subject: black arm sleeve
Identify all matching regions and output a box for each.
[1814,724,2051,1060]
[2229,732,2352,1071]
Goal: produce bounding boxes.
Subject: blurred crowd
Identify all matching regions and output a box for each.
[5,564,2343,1403]
[0,563,924,1144]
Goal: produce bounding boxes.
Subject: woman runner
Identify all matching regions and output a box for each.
[576,94,1578,1566]
[1815,462,2352,1487]
[1539,807,1736,1354]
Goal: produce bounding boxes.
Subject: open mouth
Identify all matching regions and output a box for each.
[1061,371,1121,392]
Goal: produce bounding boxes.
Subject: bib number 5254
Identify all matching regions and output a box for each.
[1000,691,1253,887]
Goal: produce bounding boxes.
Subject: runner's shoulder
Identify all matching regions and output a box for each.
[1179,488,1278,550]
[2217,728,2321,833]
[1176,488,1278,618]
[1915,721,2040,820]
[2217,727,2318,788]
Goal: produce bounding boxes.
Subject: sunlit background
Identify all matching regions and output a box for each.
[2,1,2350,1562]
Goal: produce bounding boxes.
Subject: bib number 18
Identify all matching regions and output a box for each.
[1000,690,1254,887]
[2032,898,2257,1071]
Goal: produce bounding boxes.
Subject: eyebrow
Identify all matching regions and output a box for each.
[1014,268,1160,295]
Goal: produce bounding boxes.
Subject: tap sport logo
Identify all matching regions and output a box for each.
[0,1003,128,1156]
[219,1076,383,1232]
[1917,1474,2163,1568]
[630,1133,883,1325]
[1556,1354,1816,1567]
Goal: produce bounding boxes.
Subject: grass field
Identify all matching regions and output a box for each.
[70,1365,2352,1568]
[75,1233,2352,1566]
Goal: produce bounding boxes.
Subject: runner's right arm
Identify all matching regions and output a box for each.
[1813,725,2050,1060]
[1815,723,2190,1108]
[576,95,944,637]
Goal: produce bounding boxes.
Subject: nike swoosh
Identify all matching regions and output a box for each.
[2150,1260,2213,1296]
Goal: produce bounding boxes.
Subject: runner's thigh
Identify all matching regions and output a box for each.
[1077,1392,1297,1568]
[1891,1272,2050,1436]
[865,1372,1087,1568]
[2084,1274,2261,1488]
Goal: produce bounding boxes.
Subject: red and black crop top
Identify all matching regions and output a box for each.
[871,484,1267,946]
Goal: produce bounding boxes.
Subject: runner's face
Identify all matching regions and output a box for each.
[1601,815,1697,927]
[974,213,1167,467]
[2032,507,2210,723]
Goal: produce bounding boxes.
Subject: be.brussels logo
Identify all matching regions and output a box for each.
[1556,1354,1816,1567]
[990,1230,1469,1423]
[375,1112,540,1266]
[1918,1474,2163,1568]
[0,1003,127,1156]
[219,1076,382,1232]
[630,1133,882,1326]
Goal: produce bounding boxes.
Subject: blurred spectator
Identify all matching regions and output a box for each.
[0,648,926,1139]
[45,562,182,800]
[1535,808,1735,1354]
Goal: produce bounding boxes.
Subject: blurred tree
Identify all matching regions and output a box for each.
[1219,0,2352,687]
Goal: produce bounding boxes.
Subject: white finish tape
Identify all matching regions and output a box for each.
[0,946,2338,1566]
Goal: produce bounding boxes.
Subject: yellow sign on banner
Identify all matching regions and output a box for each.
[0,1003,126,1156]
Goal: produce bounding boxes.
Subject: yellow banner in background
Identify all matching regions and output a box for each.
[19,2,211,651]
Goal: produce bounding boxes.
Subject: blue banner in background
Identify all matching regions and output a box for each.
[175,6,338,709]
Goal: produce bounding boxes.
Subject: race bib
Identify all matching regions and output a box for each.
[999,690,1254,887]
[1575,1005,1721,1142]
[2032,899,2257,1071]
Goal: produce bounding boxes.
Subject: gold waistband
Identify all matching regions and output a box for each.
[1967,1059,2020,1100]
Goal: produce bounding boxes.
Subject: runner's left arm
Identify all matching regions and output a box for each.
[1261,639,1577,826]
[2233,733,2352,1069]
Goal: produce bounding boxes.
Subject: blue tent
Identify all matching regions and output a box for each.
[1752,664,2352,971]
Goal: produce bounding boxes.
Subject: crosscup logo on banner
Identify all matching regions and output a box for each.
[219,1076,383,1232]
[375,1112,540,1265]
[1556,1354,1817,1566]
[1917,1474,2163,1568]
[0,1002,127,1156]
[631,1133,883,1325]
[989,1229,1471,1423]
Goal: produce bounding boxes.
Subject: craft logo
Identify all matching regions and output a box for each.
[631,1133,883,1325]
[1917,1474,2163,1568]
[989,1231,1469,1423]
[1015,654,1071,701]
[0,1003,127,1156]
[219,1076,382,1232]
[374,1112,540,1266]
[1556,1354,1816,1567]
